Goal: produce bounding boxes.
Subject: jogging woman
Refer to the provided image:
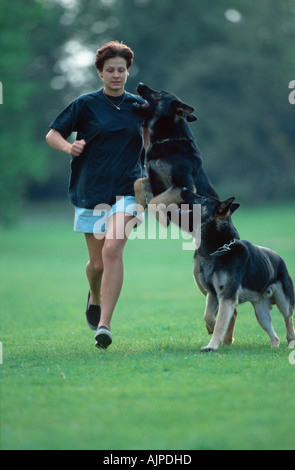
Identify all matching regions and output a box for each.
[46,41,149,349]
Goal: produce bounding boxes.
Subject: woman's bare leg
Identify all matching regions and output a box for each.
[98,212,134,330]
[84,235,105,306]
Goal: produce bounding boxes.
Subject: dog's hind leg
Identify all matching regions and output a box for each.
[285,317,295,345]
[149,186,184,227]
[134,177,152,211]
[201,298,237,352]
[272,281,295,344]
[253,299,280,348]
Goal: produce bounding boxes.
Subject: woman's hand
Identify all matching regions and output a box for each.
[69,139,86,157]
[46,129,86,157]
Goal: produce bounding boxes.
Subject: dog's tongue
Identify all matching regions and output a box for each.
[132,102,151,116]
[134,101,150,108]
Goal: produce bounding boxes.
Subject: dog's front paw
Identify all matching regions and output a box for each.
[201,345,218,353]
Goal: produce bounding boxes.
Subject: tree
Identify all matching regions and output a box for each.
[115,0,295,202]
[44,0,295,203]
[1,0,295,223]
[0,0,68,223]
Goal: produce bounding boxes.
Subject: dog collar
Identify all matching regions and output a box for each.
[152,137,192,146]
[209,239,237,257]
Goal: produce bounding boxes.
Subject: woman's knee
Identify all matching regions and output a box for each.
[85,234,104,272]
[102,240,124,263]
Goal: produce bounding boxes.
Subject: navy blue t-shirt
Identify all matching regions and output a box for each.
[50,89,146,208]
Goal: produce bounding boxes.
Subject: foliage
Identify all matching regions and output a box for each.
[115,0,295,202]
[1,0,295,223]
[0,0,67,222]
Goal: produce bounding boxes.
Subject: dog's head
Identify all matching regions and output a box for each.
[133,83,198,123]
[181,188,240,251]
[181,188,240,224]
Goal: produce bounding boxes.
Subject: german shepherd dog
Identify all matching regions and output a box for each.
[132,83,219,226]
[181,189,295,352]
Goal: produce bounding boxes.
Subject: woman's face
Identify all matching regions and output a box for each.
[99,56,129,95]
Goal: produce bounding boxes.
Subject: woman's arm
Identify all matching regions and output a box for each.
[46,128,85,157]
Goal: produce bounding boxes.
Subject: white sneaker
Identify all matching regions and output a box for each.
[95,326,113,349]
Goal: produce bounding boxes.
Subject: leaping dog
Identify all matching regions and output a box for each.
[132,83,218,226]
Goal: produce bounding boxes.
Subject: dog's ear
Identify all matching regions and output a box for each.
[230,202,240,214]
[215,197,236,217]
[171,100,198,121]
[186,114,198,122]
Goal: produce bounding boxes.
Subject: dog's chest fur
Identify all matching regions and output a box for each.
[148,159,173,188]
[197,263,267,303]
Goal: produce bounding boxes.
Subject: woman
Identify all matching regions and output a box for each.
[46,41,149,349]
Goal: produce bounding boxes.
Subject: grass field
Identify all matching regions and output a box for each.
[1,202,295,450]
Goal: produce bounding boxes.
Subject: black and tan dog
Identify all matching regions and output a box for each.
[181,189,295,352]
[132,83,218,225]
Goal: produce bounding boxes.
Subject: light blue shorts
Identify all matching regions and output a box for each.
[74,196,140,234]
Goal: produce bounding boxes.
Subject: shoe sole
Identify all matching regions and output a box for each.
[87,319,98,331]
[95,329,113,349]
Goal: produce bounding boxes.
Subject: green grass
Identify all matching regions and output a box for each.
[1,202,295,450]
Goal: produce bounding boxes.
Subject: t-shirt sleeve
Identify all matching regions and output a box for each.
[50,97,86,140]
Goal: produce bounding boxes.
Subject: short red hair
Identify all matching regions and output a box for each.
[95,41,134,71]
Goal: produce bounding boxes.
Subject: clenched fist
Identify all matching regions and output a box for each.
[69,139,86,157]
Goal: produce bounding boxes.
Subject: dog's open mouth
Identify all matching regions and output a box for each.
[133,102,150,109]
